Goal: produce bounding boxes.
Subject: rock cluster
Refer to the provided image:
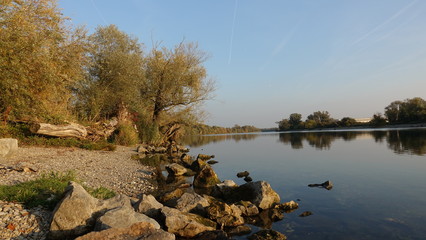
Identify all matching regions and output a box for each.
[45,152,299,240]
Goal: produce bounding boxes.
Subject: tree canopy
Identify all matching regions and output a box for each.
[0,0,87,121]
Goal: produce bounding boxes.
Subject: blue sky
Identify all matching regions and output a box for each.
[59,0,426,128]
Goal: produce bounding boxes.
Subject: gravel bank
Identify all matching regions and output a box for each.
[0,146,158,239]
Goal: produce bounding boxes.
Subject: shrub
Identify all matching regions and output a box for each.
[112,123,139,146]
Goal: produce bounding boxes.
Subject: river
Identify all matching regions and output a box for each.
[183,128,426,240]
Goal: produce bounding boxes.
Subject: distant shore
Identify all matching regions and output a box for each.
[261,123,426,133]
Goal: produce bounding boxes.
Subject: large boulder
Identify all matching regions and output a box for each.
[228,181,280,210]
[165,163,188,176]
[49,182,132,239]
[161,207,216,238]
[173,192,210,213]
[75,222,175,240]
[136,194,164,218]
[0,138,18,157]
[193,165,221,188]
[95,205,160,231]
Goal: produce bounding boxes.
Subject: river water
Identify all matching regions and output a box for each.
[183,128,426,240]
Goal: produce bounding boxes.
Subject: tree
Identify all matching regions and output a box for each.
[369,113,387,127]
[307,111,335,127]
[276,119,290,131]
[289,113,302,129]
[385,101,403,123]
[339,117,357,127]
[0,0,87,121]
[142,42,215,125]
[75,25,145,122]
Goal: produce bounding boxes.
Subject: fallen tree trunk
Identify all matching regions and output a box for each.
[30,122,88,139]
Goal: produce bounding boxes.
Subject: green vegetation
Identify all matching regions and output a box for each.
[277,97,426,131]
[384,97,426,124]
[0,171,115,210]
[0,0,215,146]
[184,124,260,135]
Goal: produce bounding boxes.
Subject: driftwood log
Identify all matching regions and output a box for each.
[30,122,88,139]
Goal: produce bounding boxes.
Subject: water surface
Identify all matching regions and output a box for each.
[184,128,426,240]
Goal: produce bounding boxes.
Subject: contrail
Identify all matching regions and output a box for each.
[228,0,238,65]
[90,0,108,25]
[352,0,417,45]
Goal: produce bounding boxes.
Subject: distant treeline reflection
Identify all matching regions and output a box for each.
[184,129,426,156]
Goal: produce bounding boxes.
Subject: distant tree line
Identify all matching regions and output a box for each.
[276,97,426,131]
[0,0,214,145]
[184,124,259,135]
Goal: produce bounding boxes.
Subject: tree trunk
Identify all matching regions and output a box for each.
[30,122,88,139]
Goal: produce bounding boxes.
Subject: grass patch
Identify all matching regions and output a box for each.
[0,171,115,210]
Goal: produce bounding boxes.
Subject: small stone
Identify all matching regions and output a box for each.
[237,171,250,178]
[299,211,313,217]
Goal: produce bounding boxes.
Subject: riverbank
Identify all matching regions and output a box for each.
[1,146,157,240]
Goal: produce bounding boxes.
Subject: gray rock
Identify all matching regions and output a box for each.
[174,192,210,213]
[136,194,163,218]
[95,205,160,231]
[161,207,216,238]
[0,138,18,158]
[49,182,132,239]
[228,181,280,210]
[76,222,175,240]
[165,163,188,176]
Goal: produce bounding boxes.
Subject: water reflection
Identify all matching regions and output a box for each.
[184,128,426,156]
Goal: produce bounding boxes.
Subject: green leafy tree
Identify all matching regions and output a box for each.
[276,119,290,131]
[142,42,214,127]
[369,113,387,127]
[339,117,357,127]
[385,101,403,123]
[289,113,302,129]
[75,25,145,122]
[0,0,87,121]
[307,111,335,127]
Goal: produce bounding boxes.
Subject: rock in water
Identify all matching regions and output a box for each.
[236,171,250,178]
[228,181,280,210]
[299,211,313,217]
[248,229,287,240]
[165,163,188,176]
[244,176,253,182]
[207,160,219,165]
[197,154,215,161]
[193,165,221,188]
[308,180,333,190]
